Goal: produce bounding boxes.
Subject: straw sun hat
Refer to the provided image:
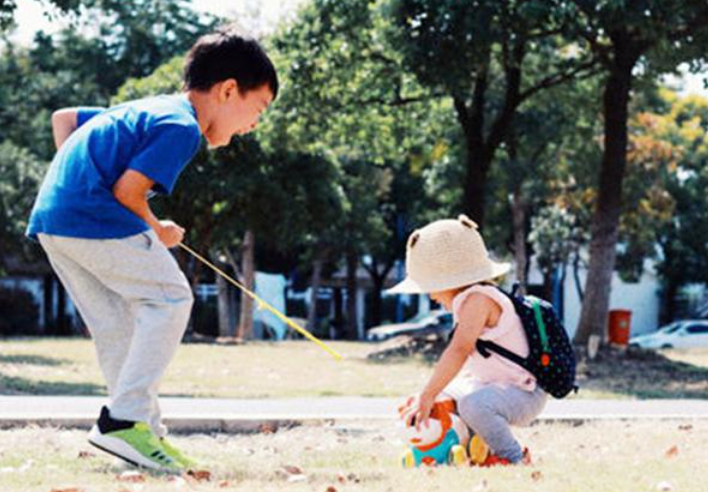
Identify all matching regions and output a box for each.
[388,215,511,294]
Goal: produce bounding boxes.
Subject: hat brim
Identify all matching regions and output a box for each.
[387,261,511,295]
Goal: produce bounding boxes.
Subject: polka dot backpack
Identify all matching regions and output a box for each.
[475,284,578,398]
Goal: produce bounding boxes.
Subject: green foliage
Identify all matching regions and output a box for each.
[0,141,44,260]
[529,204,581,275]
[260,0,454,280]
[645,91,708,287]
[0,0,216,267]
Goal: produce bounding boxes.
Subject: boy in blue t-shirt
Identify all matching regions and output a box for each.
[26,25,278,471]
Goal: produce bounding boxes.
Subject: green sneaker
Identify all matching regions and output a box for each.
[88,406,182,472]
[160,438,200,469]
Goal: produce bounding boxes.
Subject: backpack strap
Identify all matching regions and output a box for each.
[475,338,531,372]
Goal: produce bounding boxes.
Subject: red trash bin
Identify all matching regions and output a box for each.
[608,309,632,345]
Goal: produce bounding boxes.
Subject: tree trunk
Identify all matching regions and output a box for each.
[661,278,680,325]
[345,249,359,340]
[43,274,54,335]
[235,229,255,341]
[216,273,231,337]
[511,187,528,295]
[307,252,325,332]
[56,281,70,336]
[573,47,636,345]
[463,148,493,228]
[573,252,584,303]
[370,275,385,328]
[333,287,344,339]
[541,269,554,303]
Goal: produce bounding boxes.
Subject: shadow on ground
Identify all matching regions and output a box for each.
[0,373,106,396]
[0,354,72,366]
[575,345,708,399]
[365,334,708,399]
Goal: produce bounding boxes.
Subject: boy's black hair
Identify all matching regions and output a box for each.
[183,24,278,99]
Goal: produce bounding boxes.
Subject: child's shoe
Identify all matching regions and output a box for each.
[478,447,531,467]
[88,406,182,472]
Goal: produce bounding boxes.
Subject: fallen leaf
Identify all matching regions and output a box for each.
[326,487,339,492]
[678,424,693,431]
[187,469,211,482]
[283,465,304,475]
[218,480,231,488]
[665,446,679,458]
[259,423,276,434]
[531,470,543,481]
[336,472,347,484]
[50,489,85,492]
[77,451,95,459]
[116,471,145,483]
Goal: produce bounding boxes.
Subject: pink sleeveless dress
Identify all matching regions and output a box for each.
[444,284,536,400]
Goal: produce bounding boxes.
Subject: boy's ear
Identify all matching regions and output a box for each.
[218,79,239,102]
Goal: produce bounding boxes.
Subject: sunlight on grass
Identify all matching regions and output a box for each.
[0,420,706,492]
[2,338,708,399]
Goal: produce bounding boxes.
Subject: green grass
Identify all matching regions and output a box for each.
[0,419,706,492]
[2,337,708,399]
[0,338,432,398]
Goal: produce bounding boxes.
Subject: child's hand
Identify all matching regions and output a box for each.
[156,220,185,248]
[401,393,435,431]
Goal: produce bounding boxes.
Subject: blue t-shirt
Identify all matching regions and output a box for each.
[27,94,202,240]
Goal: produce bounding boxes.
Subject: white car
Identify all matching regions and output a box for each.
[629,320,708,349]
[366,310,454,342]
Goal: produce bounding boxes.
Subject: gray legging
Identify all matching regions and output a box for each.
[457,384,547,463]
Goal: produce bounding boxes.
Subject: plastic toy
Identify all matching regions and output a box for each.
[398,395,489,467]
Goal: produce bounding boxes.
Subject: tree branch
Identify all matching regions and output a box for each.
[519,58,599,102]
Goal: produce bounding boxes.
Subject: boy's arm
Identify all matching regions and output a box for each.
[113,169,185,248]
[51,108,78,150]
[51,106,105,150]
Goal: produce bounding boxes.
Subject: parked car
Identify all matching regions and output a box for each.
[629,320,708,349]
[366,310,454,342]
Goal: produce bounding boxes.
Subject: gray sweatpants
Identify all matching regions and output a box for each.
[38,231,193,437]
[457,384,547,463]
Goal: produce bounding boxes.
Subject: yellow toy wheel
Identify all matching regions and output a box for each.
[401,449,416,469]
[468,435,490,465]
[449,444,469,467]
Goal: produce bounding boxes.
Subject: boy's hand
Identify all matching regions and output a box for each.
[156,220,185,248]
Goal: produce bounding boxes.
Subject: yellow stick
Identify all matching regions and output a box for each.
[178,243,343,361]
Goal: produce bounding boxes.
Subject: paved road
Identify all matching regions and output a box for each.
[1,396,707,432]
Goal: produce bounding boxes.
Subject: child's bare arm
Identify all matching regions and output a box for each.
[407,294,494,428]
[113,169,185,248]
[51,108,78,150]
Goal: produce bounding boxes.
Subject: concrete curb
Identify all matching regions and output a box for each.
[1,396,707,433]
[2,413,708,434]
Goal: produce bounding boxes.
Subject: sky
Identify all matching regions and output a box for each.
[9,0,708,98]
[10,0,307,42]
